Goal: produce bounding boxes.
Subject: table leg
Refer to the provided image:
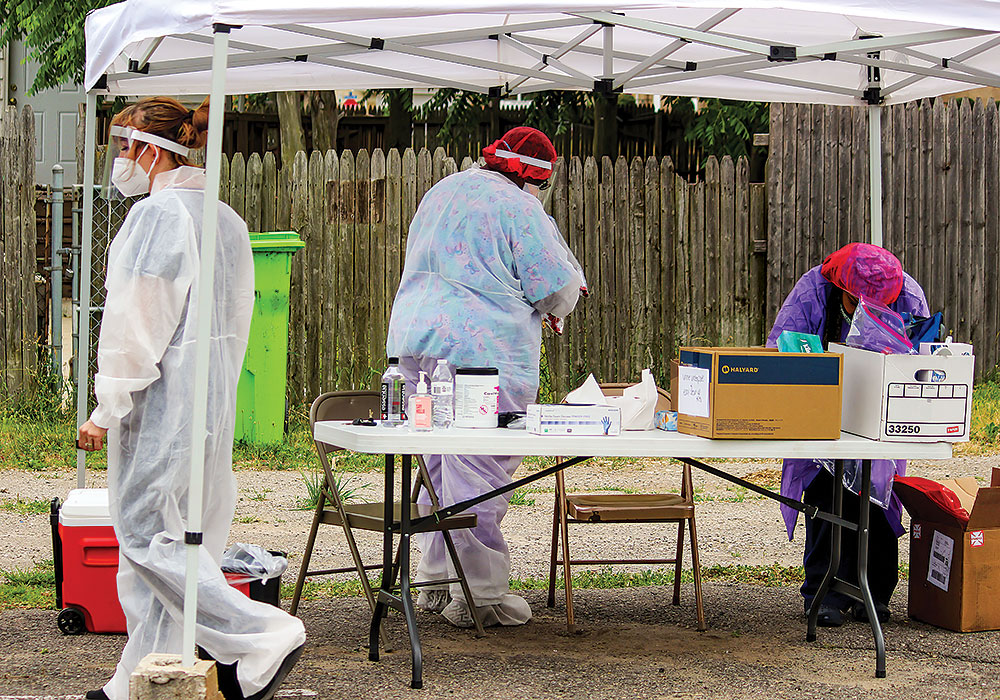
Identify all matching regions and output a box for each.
[856,458,886,678]
[807,460,845,642]
[398,454,424,689]
[369,452,395,662]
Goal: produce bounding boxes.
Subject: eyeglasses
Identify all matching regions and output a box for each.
[537,180,551,191]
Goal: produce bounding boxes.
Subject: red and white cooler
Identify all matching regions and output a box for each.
[52,489,283,635]
[53,488,126,634]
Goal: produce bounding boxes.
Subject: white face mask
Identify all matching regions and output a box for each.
[111,145,156,197]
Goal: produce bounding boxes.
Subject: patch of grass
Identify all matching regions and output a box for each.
[246,488,273,502]
[294,469,368,510]
[509,488,536,506]
[969,381,1000,448]
[235,515,261,524]
[0,560,57,611]
[0,497,51,515]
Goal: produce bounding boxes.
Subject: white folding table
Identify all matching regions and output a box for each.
[313,422,953,688]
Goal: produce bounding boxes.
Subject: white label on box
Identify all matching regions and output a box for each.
[971,530,985,547]
[912,523,922,540]
[678,367,711,418]
[928,530,954,592]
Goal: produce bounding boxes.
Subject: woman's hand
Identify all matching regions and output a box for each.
[77,420,108,451]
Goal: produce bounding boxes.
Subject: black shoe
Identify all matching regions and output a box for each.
[852,601,891,623]
[246,644,305,700]
[805,601,845,627]
[85,690,109,700]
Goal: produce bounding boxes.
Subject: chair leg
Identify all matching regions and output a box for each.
[547,492,561,608]
[672,520,685,606]
[558,502,575,632]
[442,531,486,637]
[688,515,706,632]
[289,494,325,616]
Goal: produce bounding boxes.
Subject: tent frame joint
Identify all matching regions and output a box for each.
[593,77,622,95]
[370,37,385,50]
[212,23,238,34]
[184,531,203,545]
[863,86,883,105]
[488,85,504,98]
[768,45,796,62]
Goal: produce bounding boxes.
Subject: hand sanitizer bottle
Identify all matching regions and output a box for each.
[408,371,433,432]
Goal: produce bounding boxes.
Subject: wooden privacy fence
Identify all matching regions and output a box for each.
[218,147,766,404]
[769,100,1000,380]
[0,105,38,399]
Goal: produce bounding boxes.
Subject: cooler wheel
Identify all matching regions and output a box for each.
[57,607,86,635]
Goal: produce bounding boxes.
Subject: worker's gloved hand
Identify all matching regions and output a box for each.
[77,420,108,451]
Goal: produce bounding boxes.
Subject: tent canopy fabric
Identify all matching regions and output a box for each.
[86,1,1000,105]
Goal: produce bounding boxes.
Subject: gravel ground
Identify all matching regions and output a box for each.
[1,454,999,697]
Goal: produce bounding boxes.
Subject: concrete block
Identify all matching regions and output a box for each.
[129,653,224,700]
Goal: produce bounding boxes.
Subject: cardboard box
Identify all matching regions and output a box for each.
[830,343,974,442]
[676,347,842,439]
[526,404,622,436]
[895,469,1000,632]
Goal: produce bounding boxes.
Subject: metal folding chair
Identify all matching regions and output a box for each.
[289,390,485,637]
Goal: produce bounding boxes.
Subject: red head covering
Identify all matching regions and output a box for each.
[820,242,904,305]
[482,126,557,181]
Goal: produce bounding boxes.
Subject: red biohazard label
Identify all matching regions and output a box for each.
[947,425,961,435]
[912,524,922,540]
[971,530,985,547]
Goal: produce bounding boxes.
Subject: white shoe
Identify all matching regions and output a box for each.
[416,588,450,613]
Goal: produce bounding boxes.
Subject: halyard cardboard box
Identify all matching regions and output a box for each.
[830,343,974,442]
[676,347,842,439]
[895,469,1000,632]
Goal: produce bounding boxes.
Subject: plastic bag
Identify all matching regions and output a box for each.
[565,369,659,430]
[220,543,288,584]
[845,297,916,355]
[815,458,902,509]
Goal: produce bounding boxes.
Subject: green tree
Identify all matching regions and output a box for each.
[671,97,770,161]
[0,0,122,95]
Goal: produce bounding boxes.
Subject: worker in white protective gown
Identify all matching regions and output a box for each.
[386,127,585,628]
[76,97,304,700]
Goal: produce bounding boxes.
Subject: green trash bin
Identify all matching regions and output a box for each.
[235,231,305,444]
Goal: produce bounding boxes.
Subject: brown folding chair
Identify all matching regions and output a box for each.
[289,390,485,637]
[546,383,706,632]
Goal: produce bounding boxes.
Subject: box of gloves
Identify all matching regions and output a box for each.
[526,404,622,436]
[676,346,842,439]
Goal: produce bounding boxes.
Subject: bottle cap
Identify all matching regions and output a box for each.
[417,371,428,394]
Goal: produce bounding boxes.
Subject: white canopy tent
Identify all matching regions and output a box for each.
[81,0,1000,672]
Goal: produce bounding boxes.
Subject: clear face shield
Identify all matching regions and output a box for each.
[102,125,191,199]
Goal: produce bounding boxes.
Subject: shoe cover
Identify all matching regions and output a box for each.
[441,594,531,628]
[416,589,450,613]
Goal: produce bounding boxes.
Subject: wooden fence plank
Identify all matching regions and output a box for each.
[338,150,356,389]
[644,156,660,375]
[432,147,446,183]
[417,148,433,204]
[690,180,706,345]
[277,165,291,231]
[219,153,230,206]
[354,148,371,389]
[853,106,869,244]
[583,157,600,379]
[570,156,587,383]
[230,152,246,220]
[307,150,325,400]
[20,106,35,382]
[287,151,309,403]
[0,110,8,390]
[734,156,750,345]
[809,104,824,268]
[386,149,403,348]
[402,148,417,263]
[660,157,676,365]
[749,182,767,344]
[369,148,387,382]
[988,101,1000,375]
[821,105,839,261]
[971,100,986,362]
[705,156,720,346]
[614,156,630,379]
[323,150,339,390]
[245,152,263,232]
[599,156,615,380]
[629,156,646,377]
[262,151,277,232]
[932,100,948,330]
[837,103,853,251]
[675,170,691,347]
[720,156,735,346]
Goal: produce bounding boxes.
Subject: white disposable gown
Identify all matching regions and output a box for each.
[88,166,305,699]
[387,166,582,624]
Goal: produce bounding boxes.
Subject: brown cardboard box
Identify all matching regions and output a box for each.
[895,468,1000,632]
[669,359,679,412]
[676,347,842,439]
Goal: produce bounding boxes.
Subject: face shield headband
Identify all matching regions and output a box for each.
[109,125,191,159]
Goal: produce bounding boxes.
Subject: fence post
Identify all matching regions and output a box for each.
[50,165,65,376]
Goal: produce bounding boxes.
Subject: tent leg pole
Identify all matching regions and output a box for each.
[868,103,883,247]
[182,24,231,669]
[75,92,98,490]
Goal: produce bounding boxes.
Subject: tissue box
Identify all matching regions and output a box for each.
[526,404,622,436]
[655,410,678,431]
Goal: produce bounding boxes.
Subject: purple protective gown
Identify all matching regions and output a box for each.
[767,266,929,539]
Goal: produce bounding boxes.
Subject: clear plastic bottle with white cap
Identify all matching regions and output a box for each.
[431,359,454,429]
